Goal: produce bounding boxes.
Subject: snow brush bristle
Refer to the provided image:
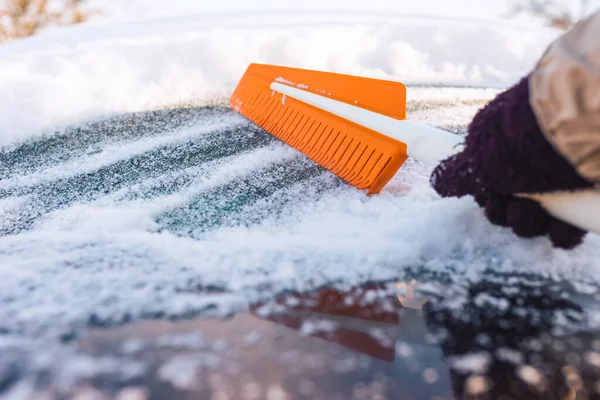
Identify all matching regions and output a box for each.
[229,63,410,195]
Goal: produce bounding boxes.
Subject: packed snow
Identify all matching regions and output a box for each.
[0,11,560,148]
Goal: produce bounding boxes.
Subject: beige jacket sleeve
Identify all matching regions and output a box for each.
[529,9,600,185]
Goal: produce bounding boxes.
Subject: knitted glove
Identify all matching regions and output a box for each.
[430,76,593,249]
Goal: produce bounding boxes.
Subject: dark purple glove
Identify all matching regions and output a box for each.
[430,76,593,249]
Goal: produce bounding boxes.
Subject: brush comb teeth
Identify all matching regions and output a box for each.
[229,63,409,195]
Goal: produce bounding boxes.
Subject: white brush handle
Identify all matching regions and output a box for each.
[272,82,600,235]
[272,83,464,165]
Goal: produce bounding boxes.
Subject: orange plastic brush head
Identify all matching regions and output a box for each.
[229,63,409,195]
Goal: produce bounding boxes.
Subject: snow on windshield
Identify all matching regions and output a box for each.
[1,11,598,346]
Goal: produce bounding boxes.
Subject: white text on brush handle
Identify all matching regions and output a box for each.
[271,82,600,235]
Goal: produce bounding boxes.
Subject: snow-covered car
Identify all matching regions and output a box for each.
[1,8,599,400]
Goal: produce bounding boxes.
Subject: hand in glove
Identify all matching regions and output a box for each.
[429,76,593,249]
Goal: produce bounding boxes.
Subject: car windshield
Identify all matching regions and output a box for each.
[1,90,599,399]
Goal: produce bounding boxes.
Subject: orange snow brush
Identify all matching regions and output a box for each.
[229,63,600,234]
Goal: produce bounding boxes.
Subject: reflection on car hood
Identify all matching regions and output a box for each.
[3,271,600,399]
